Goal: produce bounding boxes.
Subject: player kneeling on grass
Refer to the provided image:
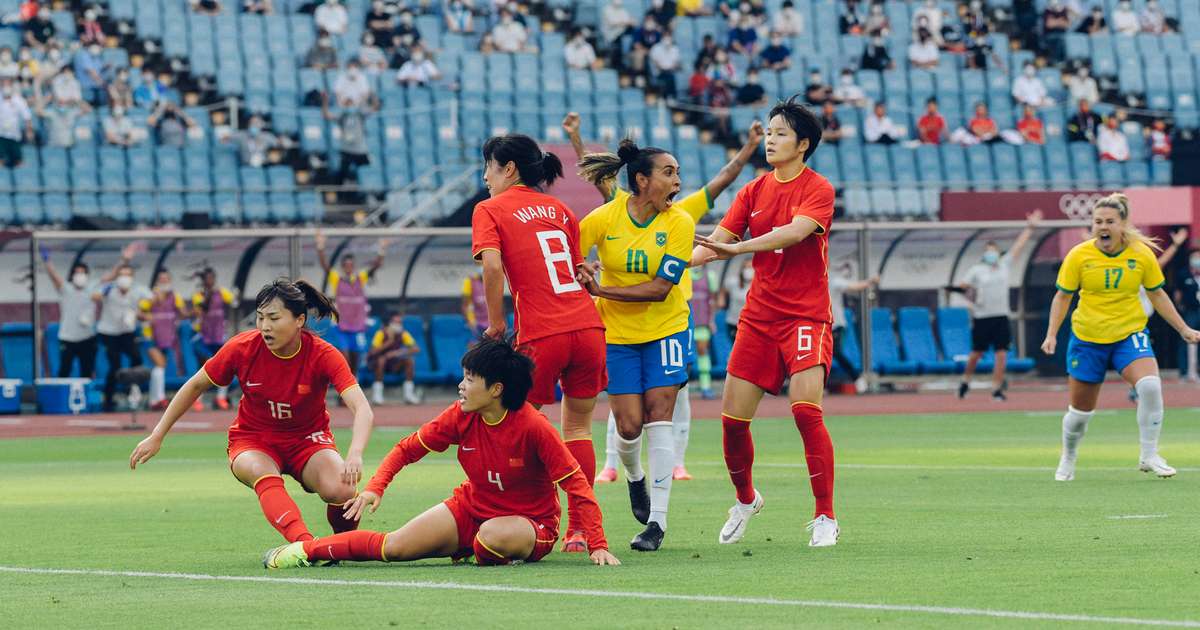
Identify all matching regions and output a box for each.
[264,336,620,569]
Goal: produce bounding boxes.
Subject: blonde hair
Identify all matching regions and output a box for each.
[1093,193,1162,252]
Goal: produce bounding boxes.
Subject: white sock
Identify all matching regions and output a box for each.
[150,366,165,402]
[615,429,644,482]
[1134,376,1164,460]
[372,381,383,401]
[1061,405,1094,461]
[671,385,691,468]
[645,420,674,530]
[403,381,415,397]
[217,386,228,399]
[1188,343,1197,379]
[603,412,619,470]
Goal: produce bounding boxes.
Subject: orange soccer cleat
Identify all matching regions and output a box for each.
[594,467,618,483]
[192,398,204,412]
[215,396,230,411]
[672,465,693,481]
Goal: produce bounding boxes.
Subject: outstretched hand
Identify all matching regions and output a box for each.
[745,119,764,146]
[341,490,381,522]
[590,549,621,566]
[562,112,581,137]
[694,235,740,260]
[1171,227,1189,247]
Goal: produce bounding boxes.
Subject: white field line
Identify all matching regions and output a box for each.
[693,461,1200,473]
[1106,514,1169,520]
[173,422,213,430]
[65,419,120,428]
[0,566,1196,628]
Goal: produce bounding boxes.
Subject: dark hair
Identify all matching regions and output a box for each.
[926,96,938,105]
[255,278,340,324]
[768,95,822,161]
[481,133,564,190]
[461,335,534,410]
[577,138,669,195]
[71,262,89,275]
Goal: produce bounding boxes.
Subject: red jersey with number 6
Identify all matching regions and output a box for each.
[718,168,836,324]
[204,329,357,435]
[471,185,604,344]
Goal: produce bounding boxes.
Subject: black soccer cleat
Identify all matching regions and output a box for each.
[957,382,969,399]
[630,522,665,552]
[628,478,650,525]
[992,389,1007,402]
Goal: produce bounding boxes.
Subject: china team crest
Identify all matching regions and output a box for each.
[656,232,666,246]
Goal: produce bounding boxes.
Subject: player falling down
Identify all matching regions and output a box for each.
[470,133,607,554]
[562,112,765,484]
[130,279,375,543]
[263,336,620,568]
[692,97,840,548]
[1041,193,1200,481]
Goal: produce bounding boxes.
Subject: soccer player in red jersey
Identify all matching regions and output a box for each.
[130,279,375,544]
[693,97,840,548]
[263,337,620,568]
[471,133,607,553]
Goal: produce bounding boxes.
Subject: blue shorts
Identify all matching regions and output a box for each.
[1067,329,1155,384]
[685,311,696,368]
[331,327,369,353]
[606,328,691,395]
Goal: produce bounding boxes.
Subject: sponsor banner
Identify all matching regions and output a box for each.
[940,188,1194,225]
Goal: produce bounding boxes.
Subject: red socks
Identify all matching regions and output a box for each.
[472,535,510,566]
[564,438,596,533]
[253,475,313,543]
[303,530,388,563]
[792,402,835,519]
[722,415,757,505]
[327,503,360,534]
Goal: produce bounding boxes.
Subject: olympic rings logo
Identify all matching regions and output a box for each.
[1057,193,1106,221]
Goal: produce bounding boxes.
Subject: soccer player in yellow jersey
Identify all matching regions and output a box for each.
[574,139,693,552]
[1042,193,1200,481]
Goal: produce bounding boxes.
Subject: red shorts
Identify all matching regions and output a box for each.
[726,317,832,395]
[519,327,607,406]
[227,426,337,490]
[444,486,558,564]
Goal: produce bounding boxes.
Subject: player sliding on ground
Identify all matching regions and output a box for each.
[130,279,375,543]
[263,336,620,568]
[1041,193,1200,481]
[692,97,840,548]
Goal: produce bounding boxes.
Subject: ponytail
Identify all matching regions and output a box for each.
[576,138,668,195]
[481,134,563,190]
[1094,193,1162,253]
[255,277,340,325]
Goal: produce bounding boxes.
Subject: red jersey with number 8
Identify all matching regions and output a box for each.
[204,329,357,434]
[471,186,604,344]
[718,168,836,324]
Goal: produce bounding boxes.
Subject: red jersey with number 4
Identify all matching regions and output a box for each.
[718,168,836,324]
[365,401,609,552]
[204,329,357,435]
[471,185,604,344]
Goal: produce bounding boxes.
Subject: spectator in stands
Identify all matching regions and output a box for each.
[647,0,676,27]
[107,68,133,110]
[705,77,732,137]
[912,0,943,41]
[687,60,709,102]
[365,0,394,42]
[395,45,440,86]
[103,106,145,147]
[1042,0,1071,61]
[839,0,865,35]
[1066,65,1099,107]
[735,69,767,107]
[1097,115,1129,161]
[0,48,16,80]
[832,68,866,106]
[393,10,423,53]
[728,13,758,58]
[694,33,719,67]
[322,91,374,183]
[564,28,598,70]
[917,97,947,144]
[189,0,222,16]
[1148,118,1171,159]
[51,66,82,106]
[773,0,803,37]
[714,0,739,23]
[864,102,903,145]
[315,0,349,37]
[73,43,107,106]
[133,69,168,109]
[601,0,636,65]
[951,102,1019,145]
[333,60,373,108]
[358,33,388,74]
[1017,104,1046,144]
[23,5,53,52]
[1066,99,1101,143]
[305,31,339,69]
[962,0,991,37]
[1139,0,1166,34]
[965,31,1002,70]
[243,0,274,14]
[443,0,473,33]
[0,77,32,166]
[758,32,792,70]
[708,47,735,83]
[676,0,708,18]
[860,34,892,71]
[491,8,530,53]
[78,8,105,47]
[148,101,197,148]
[1076,5,1107,34]
[1012,63,1051,108]
[228,115,278,167]
[16,47,37,87]
[34,82,89,148]
[649,30,681,99]
[804,68,831,106]
[94,261,150,412]
[1111,0,1138,35]
[864,1,889,36]
[820,100,843,144]
[368,312,422,405]
[908,27,940,69]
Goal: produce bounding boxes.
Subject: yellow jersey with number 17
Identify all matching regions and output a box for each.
[1055,239,1165,344]
[579,195,696,345]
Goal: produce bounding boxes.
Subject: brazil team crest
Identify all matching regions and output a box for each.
[1127,259,1136,270]
[656,232,667,246]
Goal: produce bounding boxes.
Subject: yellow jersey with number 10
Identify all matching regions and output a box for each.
[607,187,713,301]
[1055,239,1165,344]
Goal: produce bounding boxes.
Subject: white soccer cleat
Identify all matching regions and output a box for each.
[718,491,763,544]
[807,515,839,547]
[1055,455,1076,481]
[854,377,867,394]
[1139,454,1177,478]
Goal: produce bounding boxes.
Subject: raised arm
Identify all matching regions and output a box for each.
[702,120,763,199]
[100,242,138,283]
[129,370,215,469]
[43,256,63,291]
[1007,210,1043,261]
[563,112,614,201]
[1158,227,1188,267]
[314,231,333,273]
[367,239,388,277]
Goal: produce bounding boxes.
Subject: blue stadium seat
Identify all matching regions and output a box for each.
[402,315,440,385]
[937,306,989,372]
[897,307,956,374]
[843,187,871,218]
[870,308,917,375]
[0,322,34,381]
[430,314,473,384]
[1018,144,1046,188]
[992,144,1020,191]
[43,193,71,224]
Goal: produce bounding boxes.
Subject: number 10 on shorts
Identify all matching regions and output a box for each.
[660,338,684,368]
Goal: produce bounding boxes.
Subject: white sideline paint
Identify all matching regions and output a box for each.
[1106,514,1169,520]
[0,418,25,425]
[693,461,1200,473]
[65,419,120,428]
[0,566,1197,627]
[174,422,213,430]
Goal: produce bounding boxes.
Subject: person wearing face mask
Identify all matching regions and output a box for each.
[43,245,138,378]
[314,0,349,36]
[908,27,940,69]
[735,70,767,106]
[839,0,865,35]
[93,262,151,412]
[395,43,441,86]
[147,100,197,148]
[367,313,421,405]
[828,262,877,394]
[140,270,190,410]
[1042,0,1071,62]
[832,69,866,107]
[0,77,32,166]
[443,0,474,34]
[727,13,758,58]
[392,10,422,50]
[773,0,804,37]
[649,31,680,99]
[563,27,597,71]
[864,2,890,36]
[1012,63,1051,108]
[911,0,942,41]
[759,32,792,70]
[34,78,91,148]
[226,115,277,167]
[1076,5,1107,35]
[0,47,17,80]
[305,31,339,70]
[1111,0,1138,35]
[1139,0,1166,34]
[357,32,388,73]
[80,8,105,45]
[107,68,134,110]
[23,6,54,51]
[1066,65,1099,108]
[73,43,107,106]
[955,211,1041,401]
[133,70,167,109]
[315,233,388,379]
[491,8,529,54]
[365,0,394,42]
[859,34,892,71]
[17,47,38,86]
[192,267,238,411]
[103,104,143,147]
[804,69,832,106]
[332,60,372,108]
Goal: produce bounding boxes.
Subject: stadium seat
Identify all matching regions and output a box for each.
[430,314,473,384]
[402,315,441,385]
[897,307,956,374]
[870,308,917,375]
[829,307,862,379]
[936,307,990,372]
[0,322,34,381]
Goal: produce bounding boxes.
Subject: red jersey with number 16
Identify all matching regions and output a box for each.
[718,168,836,324]
[204,329,357,435]
[471,185,604,344]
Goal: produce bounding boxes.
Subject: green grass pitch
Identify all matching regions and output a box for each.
[2,409,1198,628]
